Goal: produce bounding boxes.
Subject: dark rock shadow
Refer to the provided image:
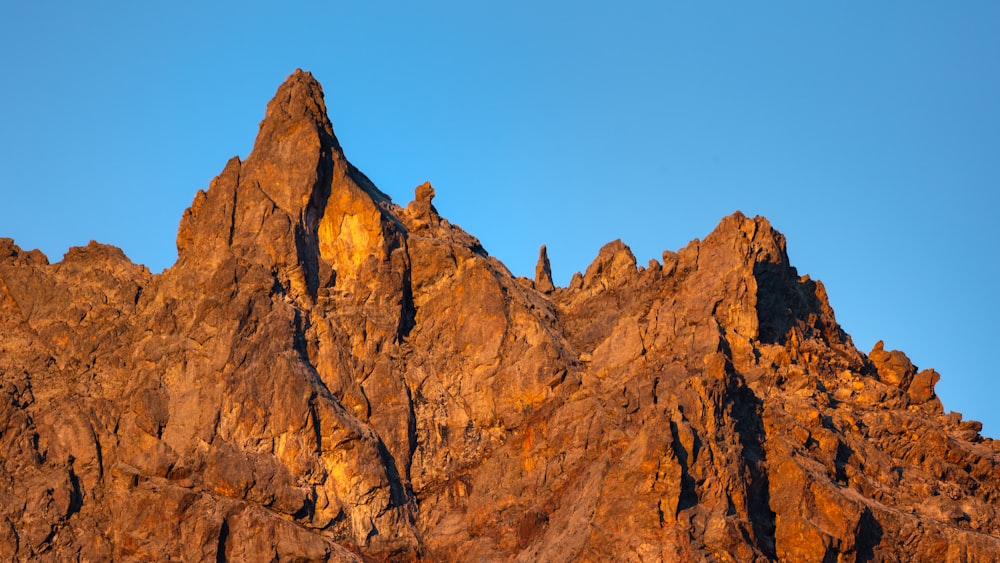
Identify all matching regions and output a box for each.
[216,518,230,563]
[856,507,884,562]
[729,372,777,559]
[669,420,700,511]
[753,261,844,346]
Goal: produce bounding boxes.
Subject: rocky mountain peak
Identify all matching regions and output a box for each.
[174,70,403,303]
[580,239,637,290]
[245,69,344,219]
[2,72,998,561]
[257,69,333,139]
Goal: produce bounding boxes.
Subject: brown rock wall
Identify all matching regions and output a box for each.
[1,70,997,561]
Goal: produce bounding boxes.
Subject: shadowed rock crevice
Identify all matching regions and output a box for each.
[396,269,417,342]
[215,518,230,563]
[375,440,410,509]
[855,507,883,562]
[668,419,700,512]
[754,261,825,345]
[729,378,777,558]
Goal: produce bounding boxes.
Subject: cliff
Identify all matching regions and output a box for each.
[1,70,997,561]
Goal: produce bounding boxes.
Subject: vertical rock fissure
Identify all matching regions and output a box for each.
[729,375,777,558]
[215,517,230,563]
[669,419,699,512]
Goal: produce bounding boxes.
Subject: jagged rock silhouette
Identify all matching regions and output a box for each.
[1,70,997,561]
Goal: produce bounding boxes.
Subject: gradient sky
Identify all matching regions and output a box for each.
[2,2,998,436]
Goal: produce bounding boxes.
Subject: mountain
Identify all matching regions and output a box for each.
[1,70,997,561]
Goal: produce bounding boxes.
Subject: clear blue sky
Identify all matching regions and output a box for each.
[3,2,998,435]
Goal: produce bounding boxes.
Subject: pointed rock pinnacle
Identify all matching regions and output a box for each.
[535,245,555,293]
[245,69,342,220]
[254,69,338,153]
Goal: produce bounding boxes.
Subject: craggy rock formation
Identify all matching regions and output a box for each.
[1,70,998,561]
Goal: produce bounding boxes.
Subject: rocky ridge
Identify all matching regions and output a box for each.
[1,70,998,561]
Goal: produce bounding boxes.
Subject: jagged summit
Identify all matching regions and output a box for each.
[254,69,338,152]
[174,69,405,302]
[234,68,341,223]
[1,72,998,561]
[244,68,350,220]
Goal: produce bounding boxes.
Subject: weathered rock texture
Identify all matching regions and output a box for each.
[1,70,998,562]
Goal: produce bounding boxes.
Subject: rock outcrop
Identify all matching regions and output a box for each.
[1,70,998,561]
[534,245,555,294]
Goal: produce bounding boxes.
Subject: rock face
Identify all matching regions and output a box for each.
[1,70,998,561]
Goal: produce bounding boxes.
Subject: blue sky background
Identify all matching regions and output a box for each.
[2,2,998,436]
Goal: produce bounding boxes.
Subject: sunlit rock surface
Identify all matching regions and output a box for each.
[1,70,998,561]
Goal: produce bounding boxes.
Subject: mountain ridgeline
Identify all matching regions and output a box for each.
[1,70,997,561]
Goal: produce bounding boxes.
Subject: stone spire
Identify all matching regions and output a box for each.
[244,68,342,220]
[535,244,555,293]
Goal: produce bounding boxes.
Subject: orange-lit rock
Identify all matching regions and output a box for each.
[1,70,997,561]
